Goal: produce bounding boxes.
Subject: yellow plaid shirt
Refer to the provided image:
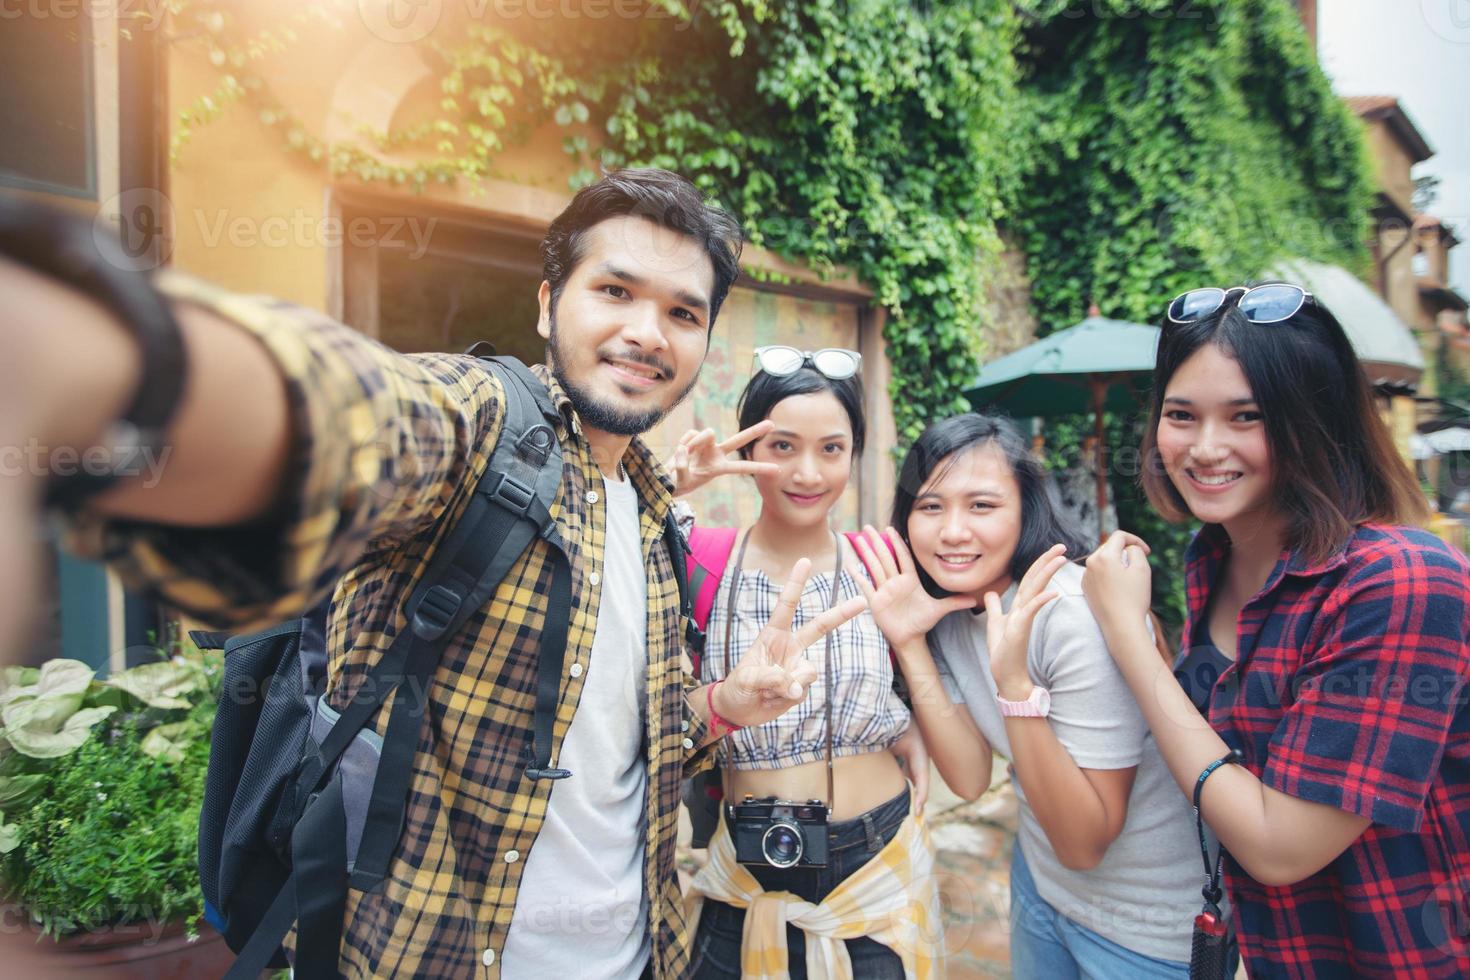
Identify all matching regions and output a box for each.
[68,272,714,978]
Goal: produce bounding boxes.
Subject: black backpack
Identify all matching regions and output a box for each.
[193,354,696,979]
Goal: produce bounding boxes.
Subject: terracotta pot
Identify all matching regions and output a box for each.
[14,919,242,979]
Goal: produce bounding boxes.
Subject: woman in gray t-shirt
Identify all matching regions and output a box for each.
[849,414,1200,977]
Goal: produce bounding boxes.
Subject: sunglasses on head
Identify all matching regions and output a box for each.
[752,346,863,381]
[1166,283,1314,325]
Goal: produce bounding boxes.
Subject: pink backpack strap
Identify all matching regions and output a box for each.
[687,526,740,633]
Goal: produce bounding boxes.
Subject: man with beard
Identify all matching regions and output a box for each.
[0,169,867,978]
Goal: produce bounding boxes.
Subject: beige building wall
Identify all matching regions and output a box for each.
[1362,124,1417,219]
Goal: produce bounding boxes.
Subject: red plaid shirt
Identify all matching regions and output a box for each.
[1186,522,1470,979]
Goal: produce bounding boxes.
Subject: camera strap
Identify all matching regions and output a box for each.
[721,527,842,810]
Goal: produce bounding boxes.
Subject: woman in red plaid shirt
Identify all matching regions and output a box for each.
[1082,282,1470,978]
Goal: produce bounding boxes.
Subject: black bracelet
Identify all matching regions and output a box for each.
[1193,748,1242,906]
[1193,748,1243,812]
[0,194,187,508]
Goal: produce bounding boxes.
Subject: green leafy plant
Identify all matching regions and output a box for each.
[595,0,1023,447]
[1010,0,1373,333]
[0,644,219,937]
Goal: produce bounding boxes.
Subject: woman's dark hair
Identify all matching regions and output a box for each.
[1139,284,1428,564]
[540,168,744,328]
[735,366,867,459]
[889,413,1091,596]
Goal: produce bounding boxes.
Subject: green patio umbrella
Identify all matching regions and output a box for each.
[963,315,1161,540]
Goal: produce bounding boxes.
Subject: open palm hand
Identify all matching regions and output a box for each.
[849,526,976,650]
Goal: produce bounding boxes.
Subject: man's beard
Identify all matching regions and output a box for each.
[547,313,700,437]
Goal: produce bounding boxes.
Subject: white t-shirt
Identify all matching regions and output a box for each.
[500,474,651,979]
[928,561,1199,964]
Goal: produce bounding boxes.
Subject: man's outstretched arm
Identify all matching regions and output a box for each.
[3,257,293,527]
[1,249,510,649]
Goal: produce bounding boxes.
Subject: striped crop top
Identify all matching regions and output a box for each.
[698,536,911,771]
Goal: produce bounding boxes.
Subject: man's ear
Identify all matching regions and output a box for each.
[536,280,553,341]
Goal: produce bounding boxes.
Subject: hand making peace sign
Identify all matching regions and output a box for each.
[713,556,870,729]
[984,543,1070,700]
[667,420,780,497]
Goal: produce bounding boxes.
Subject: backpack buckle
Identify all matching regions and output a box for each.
[515,424,556,467]
[486,473,536,515]
[411,584,462,641]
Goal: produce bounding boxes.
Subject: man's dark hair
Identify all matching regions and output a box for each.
[540,168,744,328]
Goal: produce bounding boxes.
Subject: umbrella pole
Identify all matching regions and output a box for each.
[1091,377,1108,545]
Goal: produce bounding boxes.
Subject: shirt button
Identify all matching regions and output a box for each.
[589,571,601,586]
[569,662,584,678]
[482,949,496,967]
[586,490,599,504]
[682,737,695,750]
[680,719,690,732]
[504,849,520,864]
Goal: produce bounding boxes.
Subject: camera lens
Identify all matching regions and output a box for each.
[761,821,804,868]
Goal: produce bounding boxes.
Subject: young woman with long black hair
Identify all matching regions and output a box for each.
[1082,283,1470,977]
[851,413,1203,977]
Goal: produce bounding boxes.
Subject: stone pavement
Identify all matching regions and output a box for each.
[924,766,1017,979]
[677,763,1020,978]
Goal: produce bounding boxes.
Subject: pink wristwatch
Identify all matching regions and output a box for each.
[997,685,1051,718]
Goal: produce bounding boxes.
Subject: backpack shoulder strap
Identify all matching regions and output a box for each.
[687,525,740,633]
[662,513,701,659]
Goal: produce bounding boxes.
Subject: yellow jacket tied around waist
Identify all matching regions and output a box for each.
[687,804,945,980]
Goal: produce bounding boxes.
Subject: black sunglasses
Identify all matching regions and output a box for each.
[1166,283,1314,325]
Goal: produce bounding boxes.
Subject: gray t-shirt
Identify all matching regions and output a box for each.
[929,562,1197,964]
[500,474,651,978]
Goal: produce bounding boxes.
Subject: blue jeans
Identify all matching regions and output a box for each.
[689,787,910,980]
[1009,844,1191,980]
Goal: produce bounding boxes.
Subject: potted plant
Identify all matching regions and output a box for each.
[0,637,237,977]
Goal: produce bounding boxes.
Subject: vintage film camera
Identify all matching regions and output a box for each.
[729,794,830,869]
